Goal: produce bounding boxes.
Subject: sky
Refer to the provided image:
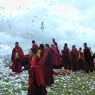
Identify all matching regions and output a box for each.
[0,0,95,56]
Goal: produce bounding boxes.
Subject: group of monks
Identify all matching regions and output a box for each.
[61,43,95,72]
[10,39,95,95]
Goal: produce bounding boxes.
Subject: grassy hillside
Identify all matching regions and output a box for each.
[0,58,95,95]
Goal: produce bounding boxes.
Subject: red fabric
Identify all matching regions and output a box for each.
[64,47,68,51]
[62,47,70,69]
[70,48,78,70]
[11,46,24,62]
[40,49,45,58]
[32,43,38,51]
[71,48,78,58]
[33,64,45,86]
[77,51,84,70]
[62,47,69,58]
[11,58,22,73]
[29,56,45,87]
[31,56,36,65]
[50,46,61,66]
[11,46,24,73]
[78,51,84,59]
[41,48,54,86]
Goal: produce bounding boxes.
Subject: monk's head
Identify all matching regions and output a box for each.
[30,48,36,57]
[72,45,76,49]
[45,44,49,50]
[40,44,44,50]
[84,43,87,48]
[15,42,19,47]
[79,47,82,51]
[64,43,67,47]
[32,40,35,44]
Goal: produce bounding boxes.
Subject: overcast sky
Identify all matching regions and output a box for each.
[0,0,95,55]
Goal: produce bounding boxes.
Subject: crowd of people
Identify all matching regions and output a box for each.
[10,39,95,95]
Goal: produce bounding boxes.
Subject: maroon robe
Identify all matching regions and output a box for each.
[32,43,38,52]
[77,51,84,70]
[52,39,62,68]
[70,48,78,71]
[50,46,61,68]
[40,49,45,58]
[11,46,24,73]
[28,55,47,95]
[41,48,54,86]
[61,47,70,69]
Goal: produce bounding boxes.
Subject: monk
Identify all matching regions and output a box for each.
[52,38,59,53]
[42,44,54,86]
[70,45,78,71]
[83,43,94,73]
[61,43,70,69]
[39,44,45,58]
[36,44,45,60]
[77,48,84,70]
[11,42,24,74]
[32,40,38,52]
[28,48,47,95]
[51,38,61,69]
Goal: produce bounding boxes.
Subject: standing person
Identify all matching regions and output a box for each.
[36,44,45,60]
[28,48,47,95]
[61,43,70,69]
[39,44,45,58]
[42,44,54,86]
[32,40,38,52]
[52,38,59,53]
[51,38,61,69]
[83,43,94,73]
[11,42,24,74]
[70,45,78,71]
[77,48,84,71]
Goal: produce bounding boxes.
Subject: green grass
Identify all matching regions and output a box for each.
[1,71,95,95]
[48,71,95,95]
[0,59,95,95]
